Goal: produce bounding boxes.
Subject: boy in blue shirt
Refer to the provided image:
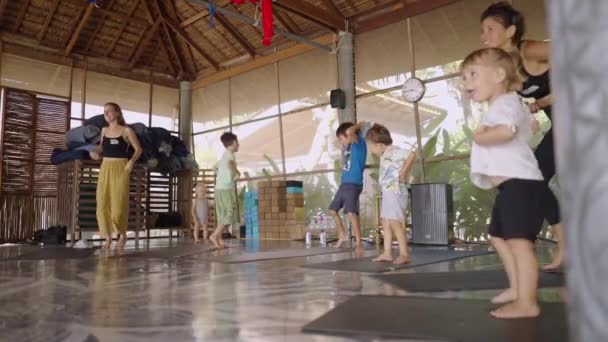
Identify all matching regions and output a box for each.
[330,121,372,254]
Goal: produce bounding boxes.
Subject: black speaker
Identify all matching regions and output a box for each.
[411,183,453,245]
[330,89,346,109]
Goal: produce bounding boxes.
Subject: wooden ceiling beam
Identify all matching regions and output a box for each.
[354,0,460,34]
[0,0,10,26]
[274,11,298,34]
[320,0,344,19]
[140,0,155,24]
[65,3,95,56]
[12,0,30,33]
[84,0,117,52]
[180,11,209,28]
[157,0,188,77]
[105,0,142,57]
[273,0,344,32]
[129,17,163,69]
[154,38,177,76]
[348,0,400,21]
[94,8,149,26]
[213,13,256,57]
[37,0,61,41]
[161,25,186,77]
[162,16,219,70]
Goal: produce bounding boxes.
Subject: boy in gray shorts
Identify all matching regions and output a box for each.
[330,121,372,254]
[366,124,417,264]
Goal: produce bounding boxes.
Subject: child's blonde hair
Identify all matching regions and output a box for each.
[461,48,523,92]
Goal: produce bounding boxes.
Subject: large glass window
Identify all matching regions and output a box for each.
[230,65,279,124]
[152,85,179,131]
[355,21,411,94]
[281,106,339,173]
[84,72,150,124]
[279,49,337,112]
[233,117,283,178]
[193,130,226,170]
[193,80,230,133]
[1,54,71,97]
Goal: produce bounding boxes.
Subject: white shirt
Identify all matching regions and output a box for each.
[470,92,543,189]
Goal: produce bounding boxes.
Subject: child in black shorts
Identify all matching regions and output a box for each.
[462,48,545,319]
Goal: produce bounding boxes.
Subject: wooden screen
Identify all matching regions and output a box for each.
[0,88,69,243]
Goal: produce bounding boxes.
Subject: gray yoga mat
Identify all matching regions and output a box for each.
[5,246,99,260]
[113,243,240,259]
[302,295,567,342]
[303,248,494,273]
[371,269,565,292]
[209,247,353,263]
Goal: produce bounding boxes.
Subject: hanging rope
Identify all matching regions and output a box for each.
[209,1,217,29]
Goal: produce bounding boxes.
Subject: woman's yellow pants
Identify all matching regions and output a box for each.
[96,159,129,236]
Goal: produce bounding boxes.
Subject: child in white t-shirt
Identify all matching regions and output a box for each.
[462,47,545,319]
[365,124,417,265]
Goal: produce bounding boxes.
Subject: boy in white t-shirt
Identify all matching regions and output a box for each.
[366,124,417,265]
[462,48,545,319]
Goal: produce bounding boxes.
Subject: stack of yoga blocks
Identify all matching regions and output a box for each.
[244,191,259,239]
[257,180,306,240]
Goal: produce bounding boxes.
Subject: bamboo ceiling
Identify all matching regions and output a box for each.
[0,0,457,88]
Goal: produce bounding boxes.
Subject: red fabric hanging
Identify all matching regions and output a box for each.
[230,0,272,46]
[261,0,273,46]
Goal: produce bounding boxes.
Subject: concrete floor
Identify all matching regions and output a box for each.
[0,238,564,342]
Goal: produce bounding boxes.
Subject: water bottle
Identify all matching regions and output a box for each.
[319,215,327,246]
[306,218,313,247]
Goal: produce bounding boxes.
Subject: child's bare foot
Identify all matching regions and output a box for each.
[194,239,201,244]
[333,234,348,248]
[354,244,364,257]
[490,301,540,319]
[542,254,564,272]
[218,238,225,249]
[393,255,410,265]
[209,234,221,249]
[491,288,517,304]
[372,254,393,262]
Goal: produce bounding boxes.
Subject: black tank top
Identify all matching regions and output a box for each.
[102,134,130,158]
[517,65,552,120]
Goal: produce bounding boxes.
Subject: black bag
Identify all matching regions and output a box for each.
[155,212,182,227]
[31,226,67,245]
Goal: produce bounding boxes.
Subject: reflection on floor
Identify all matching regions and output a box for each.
[0,238,564,341]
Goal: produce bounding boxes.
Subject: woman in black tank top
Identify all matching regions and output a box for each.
[480,2,564,271]
[92,102,142,250]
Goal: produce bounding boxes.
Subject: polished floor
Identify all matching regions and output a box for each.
[0,238,564,342]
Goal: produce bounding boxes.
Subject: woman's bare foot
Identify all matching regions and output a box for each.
[490,301,540,319]
[393,255,410,265]
[194,239,201,244]
[491,288,517,304]
[116,234,126,249]
[333,234,349,248]
[102,238,112,250]
[372,254,393,262]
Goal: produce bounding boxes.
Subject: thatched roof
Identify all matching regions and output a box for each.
[0,0,457,88]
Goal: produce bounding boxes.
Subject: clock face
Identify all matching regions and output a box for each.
[402,77,426,103]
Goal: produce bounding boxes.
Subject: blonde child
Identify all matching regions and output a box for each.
[462,47,545,319]
[365,124,417,264]
[209,132,240,249]
[192,183,209,244]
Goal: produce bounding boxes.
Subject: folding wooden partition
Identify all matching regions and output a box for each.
[0,88,69,243]
[57,161,192,241]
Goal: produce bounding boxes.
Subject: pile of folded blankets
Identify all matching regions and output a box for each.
[51,114,198,176]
